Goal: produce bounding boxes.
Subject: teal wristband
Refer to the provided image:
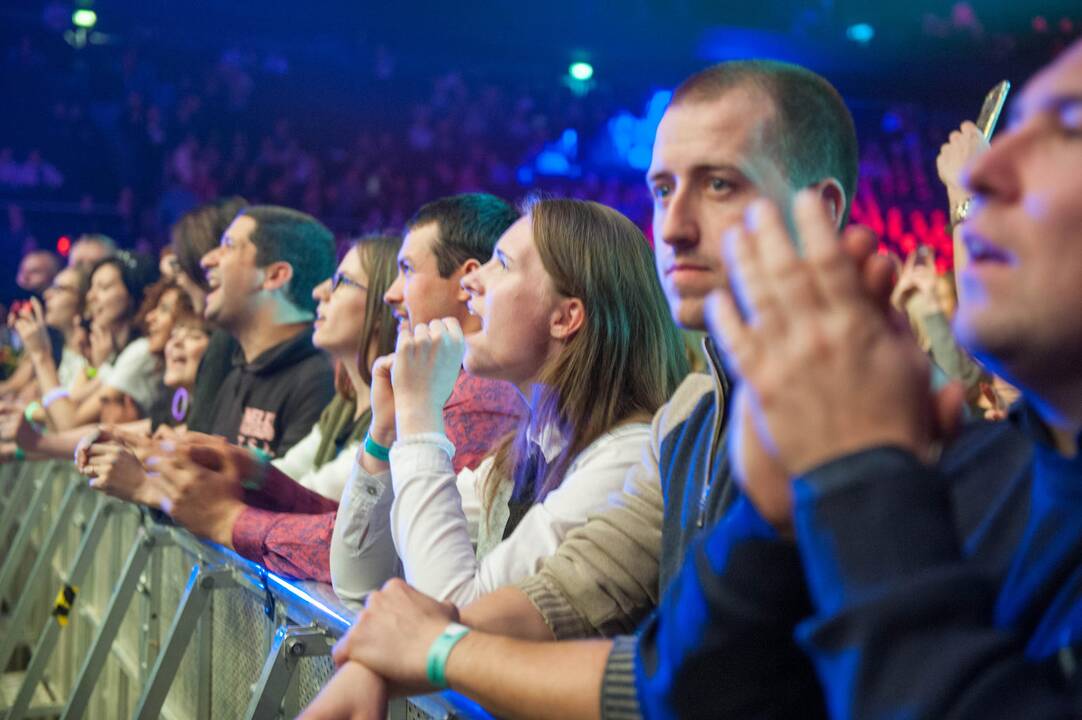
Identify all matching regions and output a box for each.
[14,447,25,462]
[240,446,272,491]
[426,622,469,689]
[364,432,391,462]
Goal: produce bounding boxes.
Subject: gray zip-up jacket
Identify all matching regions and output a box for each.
[515,340,734,719]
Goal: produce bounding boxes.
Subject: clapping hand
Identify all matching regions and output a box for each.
[706,192,964,529]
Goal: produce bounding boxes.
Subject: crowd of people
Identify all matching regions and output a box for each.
[2,29,1082,720]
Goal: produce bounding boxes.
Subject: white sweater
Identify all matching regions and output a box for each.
[330,422,651,608]
[271,423,358,502]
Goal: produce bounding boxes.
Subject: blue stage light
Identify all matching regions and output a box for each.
[846,23,874,44]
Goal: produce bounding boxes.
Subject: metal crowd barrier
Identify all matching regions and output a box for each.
[0,461,492,720]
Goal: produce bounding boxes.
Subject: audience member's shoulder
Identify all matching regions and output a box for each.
[652,371,716,434]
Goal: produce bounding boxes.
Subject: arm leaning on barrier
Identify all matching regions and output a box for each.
[316,578,610,720]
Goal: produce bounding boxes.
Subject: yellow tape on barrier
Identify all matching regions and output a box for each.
[52,584,78,626]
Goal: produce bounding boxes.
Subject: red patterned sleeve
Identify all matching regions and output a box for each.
[443,373,525,472]
[232,507,335,583]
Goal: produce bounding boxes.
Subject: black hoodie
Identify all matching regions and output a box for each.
[202,326,333,457]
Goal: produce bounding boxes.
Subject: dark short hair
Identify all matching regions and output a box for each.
[672,60,858,223]
[237,205,336,315]
[405,193,519,277]
[170,197,248,291]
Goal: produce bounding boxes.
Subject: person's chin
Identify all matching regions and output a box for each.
[669,295,706,332]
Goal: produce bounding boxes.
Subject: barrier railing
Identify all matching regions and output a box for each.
[0,461,489,720]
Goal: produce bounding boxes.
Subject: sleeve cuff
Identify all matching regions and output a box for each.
[232,506,276,564]
[515,574,593,640]
[793,446,960,617]
[601,635,641,720]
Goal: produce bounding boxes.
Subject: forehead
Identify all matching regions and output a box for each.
[224,215,258,243]
[55,268,79,285]
[92,263,122,284]
[338,244,367,275]
[401,222,439,262]
[649,86,778,177]
[497,216,534,256]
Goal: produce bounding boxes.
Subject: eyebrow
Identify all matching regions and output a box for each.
[647,163,747,185]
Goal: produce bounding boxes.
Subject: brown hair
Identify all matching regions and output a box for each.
[672,59,858,223]
[485,198,688,509]
[135,279,194,354]
[170,197,248,292]
[334,234,402,394]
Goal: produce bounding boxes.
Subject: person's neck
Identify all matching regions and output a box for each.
[340,357,370,420]
[234,310,309,364]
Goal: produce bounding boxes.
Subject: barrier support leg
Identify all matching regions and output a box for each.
[59,524,170,720]
[244,624,332,720]
[131,566,235,720]
[5,497,114,720]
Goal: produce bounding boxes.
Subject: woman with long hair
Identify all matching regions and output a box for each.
[332,198,688,605]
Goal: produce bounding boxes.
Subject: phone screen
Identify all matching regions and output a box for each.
[976,80,1011,139]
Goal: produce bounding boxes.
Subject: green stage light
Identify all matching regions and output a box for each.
[568,62,594,82]
[72,8,97,28]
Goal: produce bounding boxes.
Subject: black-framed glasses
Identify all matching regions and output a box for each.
[331,271,366,293]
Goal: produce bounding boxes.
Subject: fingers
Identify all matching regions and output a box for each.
[30,297,45,325]
[722,225,779,331]
[703,286,755,377]
[796,190,862,307]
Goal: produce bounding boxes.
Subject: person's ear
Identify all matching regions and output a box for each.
[261,261,294,293]
[809,179,846,229]
[550,296,585,342]
[455,258,481,303]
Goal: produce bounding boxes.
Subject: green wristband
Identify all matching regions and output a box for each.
[426,622,469,689]
[14,447,25,462]
[24,401,45,434]
[364,432,391,463]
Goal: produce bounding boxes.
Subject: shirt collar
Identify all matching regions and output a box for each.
[526,419,568,464]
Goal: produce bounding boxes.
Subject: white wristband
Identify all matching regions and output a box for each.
[42,387,71,409]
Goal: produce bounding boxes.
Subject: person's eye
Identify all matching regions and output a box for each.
[1061,102,1082,134]
[651,183,672,201]
[709,177,734,193]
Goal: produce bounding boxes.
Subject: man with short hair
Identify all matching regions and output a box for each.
[16,249,60,298]
[308,60,860,719]
[67,234,115,270]
[196,205,337,455]
[158,195,523,583]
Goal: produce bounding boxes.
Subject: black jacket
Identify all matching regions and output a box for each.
[201,326,333,457]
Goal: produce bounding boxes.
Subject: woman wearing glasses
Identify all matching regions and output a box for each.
[264,234,403,500]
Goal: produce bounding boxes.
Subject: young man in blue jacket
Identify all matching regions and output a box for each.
[700,37,1082,719]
